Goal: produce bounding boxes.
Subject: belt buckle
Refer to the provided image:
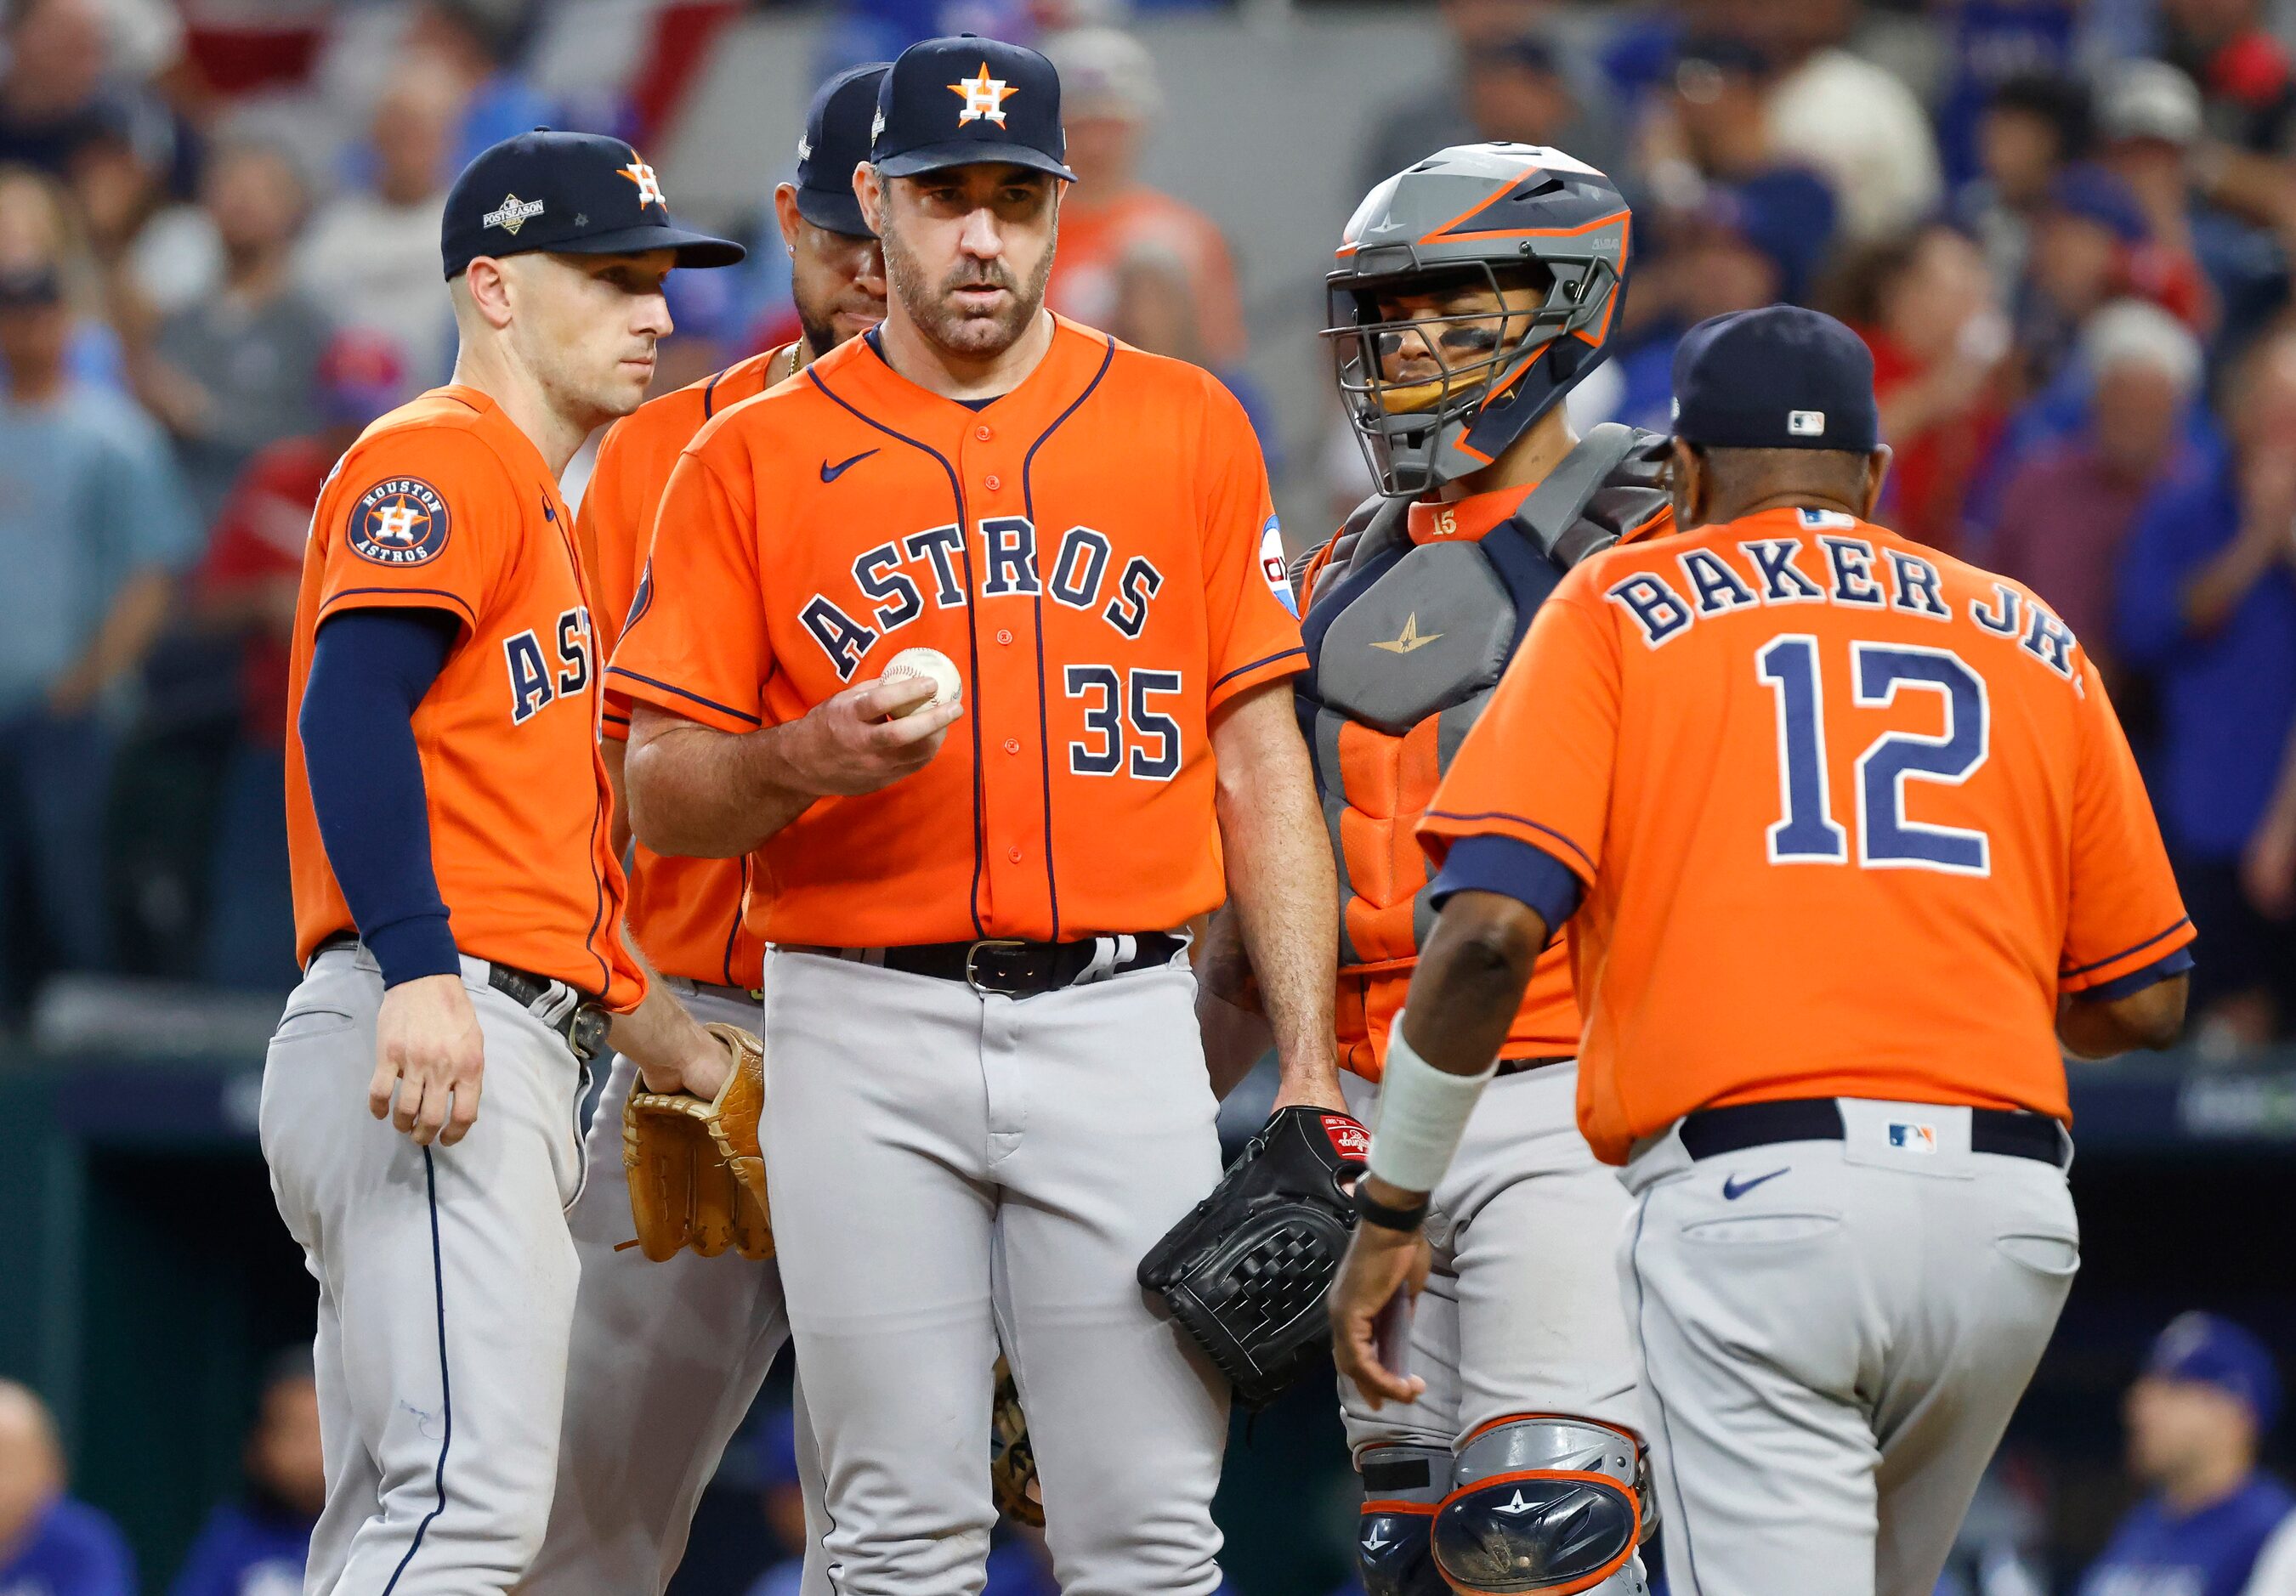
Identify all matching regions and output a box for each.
[964,939,1030,995]
[569,1004,610,1062]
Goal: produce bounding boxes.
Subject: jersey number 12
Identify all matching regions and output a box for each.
[1757,636,1990,875]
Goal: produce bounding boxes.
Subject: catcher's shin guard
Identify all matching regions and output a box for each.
[1358,1445,1451,1596]
[1429,1416,1649,1595]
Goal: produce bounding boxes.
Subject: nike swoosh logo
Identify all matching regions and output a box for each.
[1722,1167,1789,1201]
[819,448,878,483]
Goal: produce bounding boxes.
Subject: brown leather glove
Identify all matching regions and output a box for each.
[621,1022,773,1261]
[990,1355,1044,1527]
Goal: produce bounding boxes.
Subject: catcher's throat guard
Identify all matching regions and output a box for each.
[1137,1106,1369,1409]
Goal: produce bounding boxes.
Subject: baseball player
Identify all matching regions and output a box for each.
[1330,305,2195,1596]
[1269,144,1664,1595]
[260,131,751,1594]
[524,64,888,1596]
[608,35,1345,1594]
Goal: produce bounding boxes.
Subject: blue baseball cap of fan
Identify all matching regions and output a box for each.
[2146,1312,2283,1434]
[870,34,1076,181]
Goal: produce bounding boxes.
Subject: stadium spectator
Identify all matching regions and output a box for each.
[405,0,553,174]
[1836,222,2010,555]
[2079,1313,2296,1595]
[2117,326,2296,1050]
[1957,74,2092,305]
[1760,0,1945,243]
[2245,730,2296,923]
[0,256,197,1010]
[0,1381,134,1596]
[2016,162,2194,391]
[1041,28,1248,369]
[192,329,405,991]
[0,164,126,391]
[1609,194,1808,433]
[295,69,462,387]
[169,1353,324,1596]
[137,137,332,524]
[1932,0,2081,190]
[1980,300,2207,683]
[1356,0,1619,195]
[0,0,128,178]
[740,1410,810,1596]
[2158,0,2296,156]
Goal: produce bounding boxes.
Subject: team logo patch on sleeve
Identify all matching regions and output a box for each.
[349,478,451,566]
[1259,514,1297,618]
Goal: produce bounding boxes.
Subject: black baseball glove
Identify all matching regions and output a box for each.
[1138,1106,1370,1410]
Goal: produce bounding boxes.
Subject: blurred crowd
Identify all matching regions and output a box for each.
[0,0,2293,1060]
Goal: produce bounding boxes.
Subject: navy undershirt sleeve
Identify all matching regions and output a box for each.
[2074,946,2196,1003]
[1427,834,1585,935]
[300,608,462,987]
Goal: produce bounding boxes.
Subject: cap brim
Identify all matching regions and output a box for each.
[875,141,1076,181]
[553,222,749,268]
[793,185,874,239]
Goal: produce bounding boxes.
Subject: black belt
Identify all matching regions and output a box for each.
[786,933,1186,998]
[1679,1097,2071,1168]
[1496,1054,1573,1078]
[313,931,610,1061]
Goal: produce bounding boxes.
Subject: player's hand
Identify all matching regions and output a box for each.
[2243,807,2296,920]
[1329,1192,1432,1409]
[785,676,962,796]
[371,974,486,1147]
[640,1019,737,1099]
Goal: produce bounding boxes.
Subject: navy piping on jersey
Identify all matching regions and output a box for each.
[808,360,989,939]
[548,490,615,998]
[2061,917,2193,979]
[2078,946,2195,1002]
[604,665,763,727]
[1018,334,1116,942]
[1212,646,1307,694]
[723,857,752,988]
[701,366,728,421]
[1420,808,1596,875]
[382,1148,454,1595]
[319,587,478,627]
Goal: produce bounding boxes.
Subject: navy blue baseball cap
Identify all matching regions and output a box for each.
[1671,304,1881,452]
[441,128,745,280]
[796,63,889,236]
[2146,1312,2282,1433]
[870,35,1075,181]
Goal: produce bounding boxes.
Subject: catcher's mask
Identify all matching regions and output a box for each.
[1325,142,1632,498]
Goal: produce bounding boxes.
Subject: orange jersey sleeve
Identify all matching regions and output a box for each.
[1420,507,2191,1163]
[307,428,513,638]
[1199,379,1307,711]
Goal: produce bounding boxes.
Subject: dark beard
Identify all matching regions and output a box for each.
[796,308,841,361]
[881,212,1055,360]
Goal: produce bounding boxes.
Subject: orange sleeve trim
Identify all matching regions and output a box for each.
[2060,916,2197,993]
[316,586,478,630]
[1206,646,1307,712]
[1419,807,1596,880]
[604,664,762,733]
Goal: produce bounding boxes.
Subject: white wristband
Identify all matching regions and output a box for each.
[1365,1010,1498,1195]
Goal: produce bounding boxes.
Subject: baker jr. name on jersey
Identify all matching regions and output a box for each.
[798,514,1170,680]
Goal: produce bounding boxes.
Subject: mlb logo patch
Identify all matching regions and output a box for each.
[1888,1122,1937,1154]
[1788,410,1826,436]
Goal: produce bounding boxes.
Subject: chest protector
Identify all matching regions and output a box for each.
[1294,424,1670,976]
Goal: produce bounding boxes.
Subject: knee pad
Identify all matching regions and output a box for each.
[1430,1416,1648,1595]
[1357,1445,1451,1596]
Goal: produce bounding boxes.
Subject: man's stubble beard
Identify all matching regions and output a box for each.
[881,209,1057,360]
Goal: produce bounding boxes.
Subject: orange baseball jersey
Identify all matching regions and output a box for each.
[1420,506,2192,1165]
[1296,481,1675,1081]
[286,384,646,1010]
[578,342,802,989]
[606,316,1306,947]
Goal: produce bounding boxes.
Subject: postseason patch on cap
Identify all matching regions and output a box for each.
[350,478,451,566]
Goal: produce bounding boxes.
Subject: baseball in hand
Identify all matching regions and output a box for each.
[879,647,961,718]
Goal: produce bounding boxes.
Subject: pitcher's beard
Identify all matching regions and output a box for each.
[884,224,1055,360]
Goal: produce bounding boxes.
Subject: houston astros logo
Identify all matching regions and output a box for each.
[484,194,544,234]
[950,64,1018,126]
[349,477,451,566]
[617,161,666,207]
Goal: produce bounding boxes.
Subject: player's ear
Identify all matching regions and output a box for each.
[458,258,517,332]
[1668,439,1704,530]
[1860,446,1893,521]
[853,161,886,236]
[773,184,802,257]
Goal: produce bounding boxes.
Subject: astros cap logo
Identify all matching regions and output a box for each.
[617,160,667,207]
[349,477,451,566]
[950,63,1018,127]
